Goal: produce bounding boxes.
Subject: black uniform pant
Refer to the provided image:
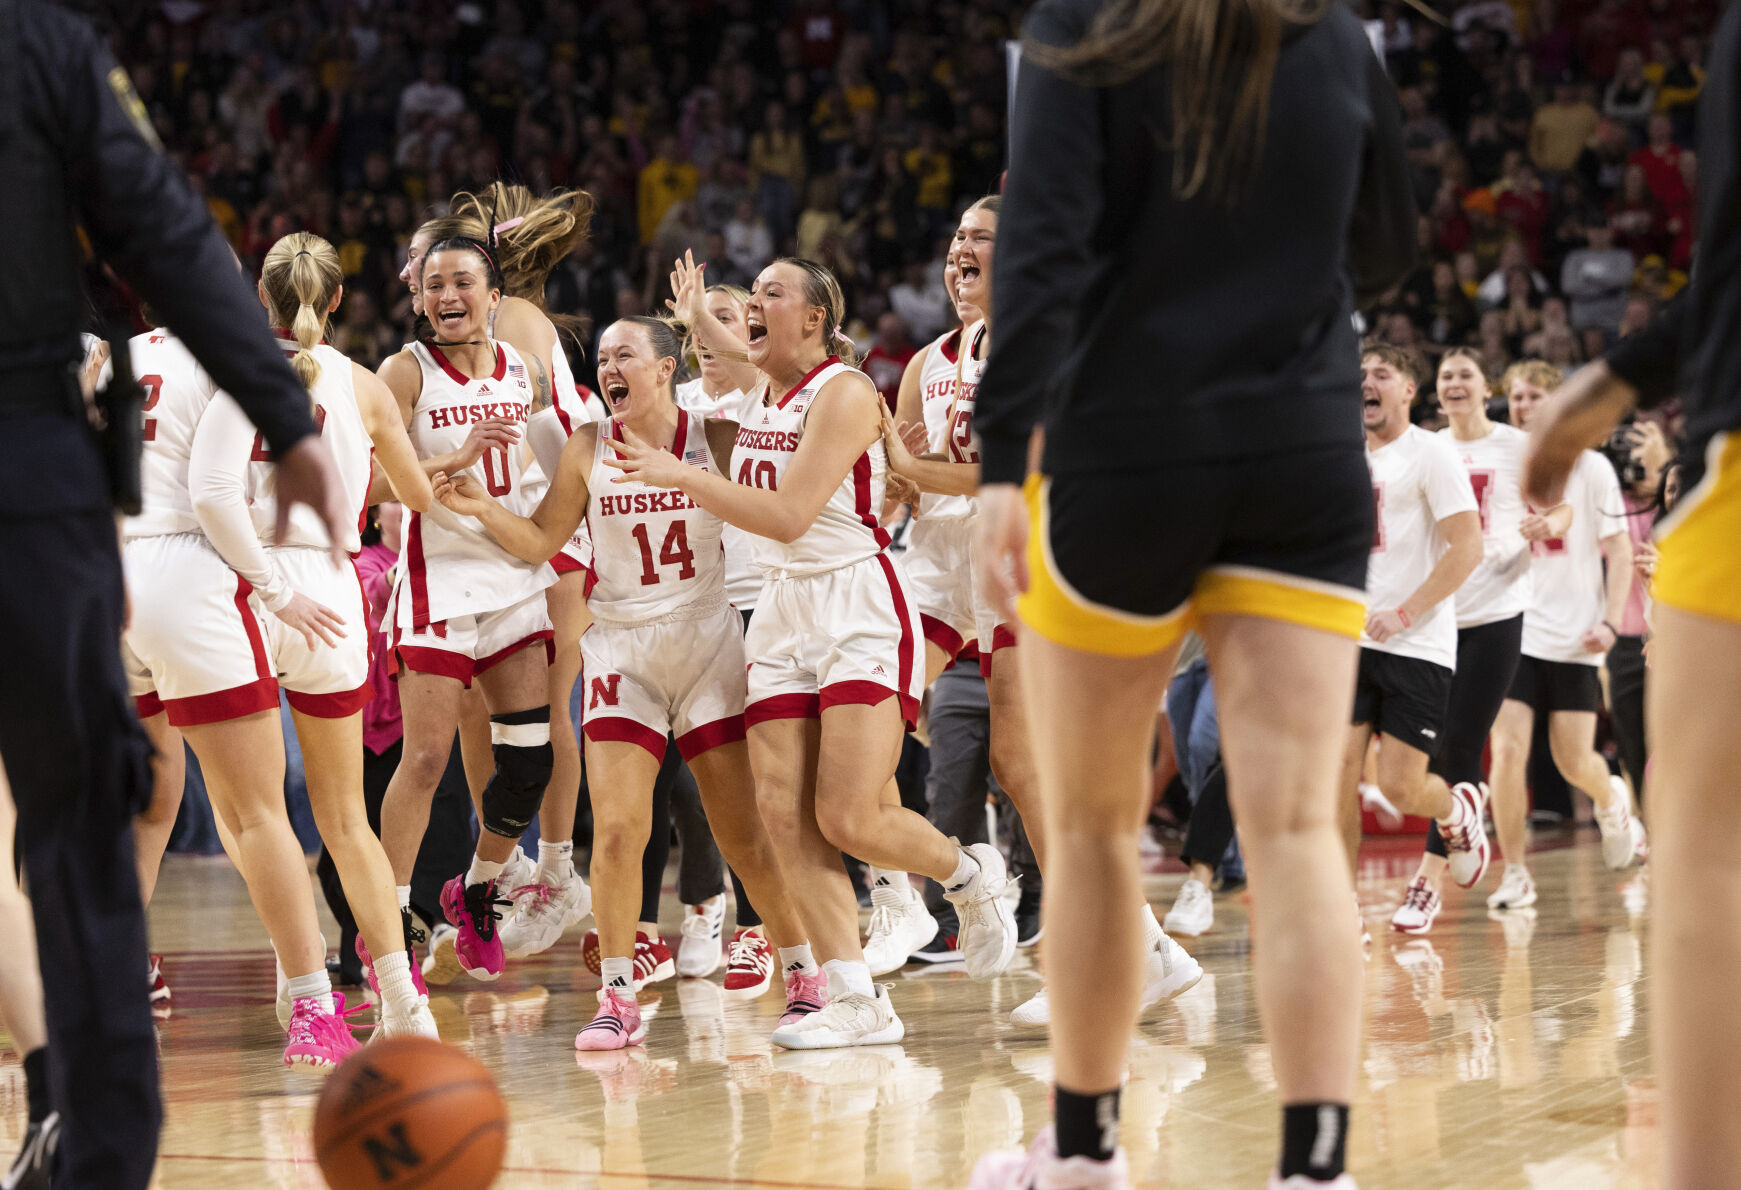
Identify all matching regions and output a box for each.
[1424,615,1524,858]
[0,507,159,1190]
[1607,634,1648,800]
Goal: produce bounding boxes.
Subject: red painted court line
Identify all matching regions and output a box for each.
[157,1153,866,1188]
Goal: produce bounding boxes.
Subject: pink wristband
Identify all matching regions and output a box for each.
[1395,608,1412,628]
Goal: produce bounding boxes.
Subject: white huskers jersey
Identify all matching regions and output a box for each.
[1364,424,1478,669]
[732,358,893,576]
[398,340,554,627]
[239,334,375,553]
[1438,422,1533,629]
[917,325,976,519]
[1523,450,1625,666]
[585,410,727,625]
[123,329,222,540]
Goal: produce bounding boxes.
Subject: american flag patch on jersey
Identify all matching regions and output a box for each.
[507,362,524,378]
[683,447,709,467]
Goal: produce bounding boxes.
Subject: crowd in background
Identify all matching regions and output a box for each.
[97,0,1715,850]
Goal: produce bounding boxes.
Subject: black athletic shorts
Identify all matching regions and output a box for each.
[1021,442,1372,657]
[1507,654,1602,714]
[1352,647,1454,757]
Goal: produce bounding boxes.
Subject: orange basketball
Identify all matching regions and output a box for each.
[314,1037,507,1190]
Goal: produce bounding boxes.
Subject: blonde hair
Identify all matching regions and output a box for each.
[1024,0,1329,202]
[771,257,860,367]
[261,232,342,398]
[676,283,751,367]
[1501,358,1563,395]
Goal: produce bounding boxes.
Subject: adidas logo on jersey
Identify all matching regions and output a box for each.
[870,665,886,676]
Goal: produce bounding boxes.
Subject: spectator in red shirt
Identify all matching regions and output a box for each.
[861,312,916,413]
[1629,112,1689,207]
[1608,163,1666,260]
[1493,153,1550,263]
[1664,148,1698,270]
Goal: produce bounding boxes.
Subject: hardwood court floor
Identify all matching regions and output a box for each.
[0,835,1656,1189]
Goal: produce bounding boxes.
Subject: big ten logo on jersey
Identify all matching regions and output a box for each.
[588,673,622,709]
[250,405,328,461]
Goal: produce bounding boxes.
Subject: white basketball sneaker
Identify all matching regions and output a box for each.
[770,985,904,1050]
[677,895,727,978]
[861,875,939,976]
[943,844,1019,980]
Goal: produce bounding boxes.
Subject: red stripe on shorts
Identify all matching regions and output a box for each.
[233,576,273,680]
[583,716,666,760]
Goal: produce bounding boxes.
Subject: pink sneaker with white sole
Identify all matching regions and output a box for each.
[283,993,362,1068]
[969,1127,1129,1189]
[777,967,827,1029]
[574,987,646,1051]
[356,934,430,1000]
[440,875,507,981]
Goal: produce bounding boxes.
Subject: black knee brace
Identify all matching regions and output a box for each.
[480,705,553,839]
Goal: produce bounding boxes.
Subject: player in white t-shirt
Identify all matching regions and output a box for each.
[1486,364,1644,907]
[183,234,438,1043]
[437,315,809,1049]
[882,200,1198,1021]
[1340,345,1486,931]
[614,255,1020,1049]
[376,237,559,984]
[1389,350,1571,932]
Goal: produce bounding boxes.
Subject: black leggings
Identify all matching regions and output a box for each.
[1606,633,1647,801]
[1425,614,1524,857]
[1180,760,1235,873]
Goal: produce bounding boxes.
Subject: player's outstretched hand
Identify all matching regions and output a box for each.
[275,436,350,565]
[602,426,688,490]
[666,250,707,327]
[432,470,492,519]
[975,483,1029,623]
[274,591,347,650]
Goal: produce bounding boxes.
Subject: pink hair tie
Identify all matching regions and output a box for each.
[833,327,851,343]
[493,217,525,234]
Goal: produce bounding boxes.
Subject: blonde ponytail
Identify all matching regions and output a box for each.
[262,233,343,408]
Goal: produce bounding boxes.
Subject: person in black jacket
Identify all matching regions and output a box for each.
[969,0,1415,1186]
[0,2,344,1186]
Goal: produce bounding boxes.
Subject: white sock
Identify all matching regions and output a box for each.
[538,839,575,880]
[778,944,818,978]
[396,885,411,911]
[944,849,978,893]
[372,949,420,1019]
[467,856,506,886]
[823,958,873,1001]
[1140,902,1166,949]
[1505,862,1530,878]
[600,956,635,991]
[285,970,335,1016]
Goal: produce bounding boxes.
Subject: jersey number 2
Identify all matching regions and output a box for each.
[140,374,163,442]
[250,405,328,461]
[631,520,696,586]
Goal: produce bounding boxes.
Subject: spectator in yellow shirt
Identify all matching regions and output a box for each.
[1529,79,1601,175]
[637,134,698,244]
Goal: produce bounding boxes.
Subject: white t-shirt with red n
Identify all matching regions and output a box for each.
[1363,424,1479,669]
[1523,450,1625,666]
[1438,421,1533,629]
